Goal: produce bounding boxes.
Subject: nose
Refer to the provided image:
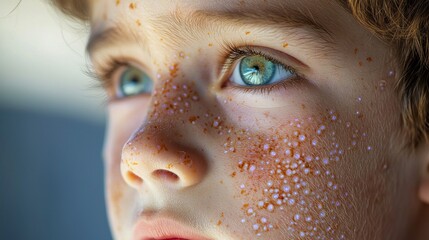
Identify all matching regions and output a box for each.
[120,123,207,190]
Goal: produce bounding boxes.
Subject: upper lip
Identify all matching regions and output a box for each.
[133,212,212,240]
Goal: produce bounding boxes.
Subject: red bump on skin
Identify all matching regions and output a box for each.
[354,48,358,55]
[366,57,373,62]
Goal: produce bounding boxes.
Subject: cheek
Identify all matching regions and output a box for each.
[104,100,152,238]
[104,59,390,238]
[221,109,369,238]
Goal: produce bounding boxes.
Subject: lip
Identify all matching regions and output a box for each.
[133,213,212,240]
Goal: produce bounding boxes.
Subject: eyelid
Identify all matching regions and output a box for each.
[101,60,127,83]
[86,58,123,94]
[90,55,152,99]
[221,45,296,73]
[218,44,306,91]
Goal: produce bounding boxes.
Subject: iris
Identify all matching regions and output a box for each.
[239,55,276,86]
[119,67,153,97]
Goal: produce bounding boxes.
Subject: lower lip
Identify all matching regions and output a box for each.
[140,237,189,240]
[158,238,188,240]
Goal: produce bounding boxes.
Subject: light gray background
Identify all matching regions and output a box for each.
[0,0,111,239]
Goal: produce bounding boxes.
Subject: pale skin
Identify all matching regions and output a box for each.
[86,0,429,239]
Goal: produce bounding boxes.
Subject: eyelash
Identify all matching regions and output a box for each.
[88,44,301,96]
[220,43,300,95]
[86,58,127,92]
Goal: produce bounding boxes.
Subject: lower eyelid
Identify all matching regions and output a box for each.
[226,74,302,96]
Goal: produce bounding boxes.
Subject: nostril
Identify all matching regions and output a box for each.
[126,171,143,185]
[152,169,180,183]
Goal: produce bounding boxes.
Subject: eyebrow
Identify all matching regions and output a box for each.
[87,4,336,58]
[87,23,147,57]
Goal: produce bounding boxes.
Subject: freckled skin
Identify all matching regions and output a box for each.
[90,0,425,239]
[129,3,136,10]
[106,59,406,239]
[227,115,353,238]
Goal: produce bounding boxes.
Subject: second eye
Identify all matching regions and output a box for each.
[230,55,296,87]
[117,66,153,98]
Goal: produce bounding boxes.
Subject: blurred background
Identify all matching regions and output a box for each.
[0,0,111,239]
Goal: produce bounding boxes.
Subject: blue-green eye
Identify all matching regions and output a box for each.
[118,66,153,98]
[230,55,295,87]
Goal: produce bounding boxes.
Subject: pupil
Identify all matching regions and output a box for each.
[130,75,139,84]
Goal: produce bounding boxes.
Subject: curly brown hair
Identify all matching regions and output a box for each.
[337,0,429,149]
[51,0,429,148]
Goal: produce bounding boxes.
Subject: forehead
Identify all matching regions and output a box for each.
[88,0,354,57]
[92,0,335,13]
[90,0,347,30]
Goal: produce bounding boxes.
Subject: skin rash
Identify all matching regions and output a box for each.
[87,0,428,239]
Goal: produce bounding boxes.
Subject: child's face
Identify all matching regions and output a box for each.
[89,0,423,239]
